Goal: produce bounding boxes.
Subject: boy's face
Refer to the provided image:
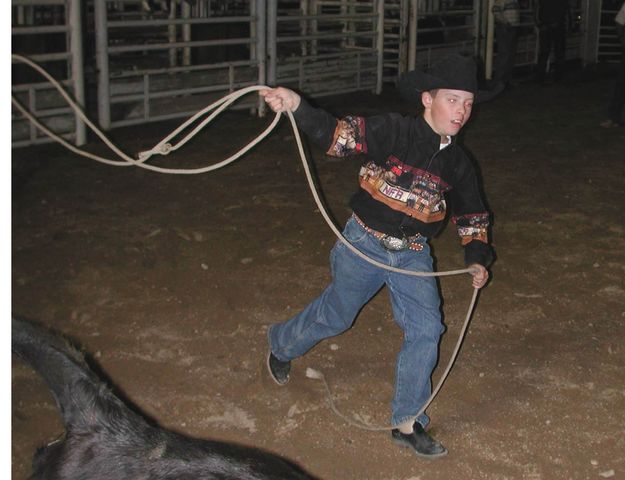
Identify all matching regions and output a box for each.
[421,89,474,137]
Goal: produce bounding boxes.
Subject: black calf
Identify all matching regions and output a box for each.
[12,317,315,480]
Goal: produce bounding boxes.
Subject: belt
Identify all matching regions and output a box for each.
[352,214,423,252]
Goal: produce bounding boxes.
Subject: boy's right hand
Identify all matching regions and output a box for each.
[259,87,301,113]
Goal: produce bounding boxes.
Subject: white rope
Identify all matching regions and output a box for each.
[11,54,283,174]
[12,53,482,428]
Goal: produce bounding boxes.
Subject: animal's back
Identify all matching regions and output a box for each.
[13,317,315,480]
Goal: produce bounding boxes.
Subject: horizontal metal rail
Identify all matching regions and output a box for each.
[108,37,253,54]
[277,65,377,83]
[317,1,375,6]
[416,40,475,54]
[418,9,476,17]
[12,24,70,34]
[107,16,254,28]
[112,60,257,78]
[12,105,76,118]
[276,30,376,43]
[11,0,65,5]
[109,97,258,128]
[278,48,377,61]
[418,24,474,34]
[13,51,71,62]
[11,79,73,92]
[102,0,160,3]
[110,80,260,103]
[109,109,244,128]
[276,13,378,22]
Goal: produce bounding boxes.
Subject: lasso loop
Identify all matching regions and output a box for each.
[12,53,481,430]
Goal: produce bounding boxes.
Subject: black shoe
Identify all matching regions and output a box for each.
[391,422,448,459]
[267,351,291,385]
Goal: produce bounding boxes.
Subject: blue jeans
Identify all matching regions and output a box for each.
[268,216,444,428]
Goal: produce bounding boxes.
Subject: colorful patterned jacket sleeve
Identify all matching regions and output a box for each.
[292,98,398,161]
[293,99,379,156]
[448,154,493,267]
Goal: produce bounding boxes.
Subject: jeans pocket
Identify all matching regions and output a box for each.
[342,217,368,245]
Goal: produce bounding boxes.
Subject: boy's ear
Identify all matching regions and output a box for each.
[421,91,432,109]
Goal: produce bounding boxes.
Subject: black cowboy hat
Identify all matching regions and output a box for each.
[397,53,480,105]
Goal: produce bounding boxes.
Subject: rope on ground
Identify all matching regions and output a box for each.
[11,53,482,429]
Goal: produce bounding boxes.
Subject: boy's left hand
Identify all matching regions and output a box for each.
[468,264,489,289]
[259,87,301,113]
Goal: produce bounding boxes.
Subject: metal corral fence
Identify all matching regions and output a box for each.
[383,0,411,81]
[382,0,479,79]
[267,0,383,97]
[500,0,587,71]
[412,0,480,71]
[12,0,609,148]
[93,0,266,129]
[12,0,86,147]
[597,0,624,63]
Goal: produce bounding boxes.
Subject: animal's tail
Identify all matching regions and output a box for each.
[12,316,119,431]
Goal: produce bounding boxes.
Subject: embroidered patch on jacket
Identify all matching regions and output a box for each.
[453,213,490,244]
[326,116,367,157]
[358,159,449,223]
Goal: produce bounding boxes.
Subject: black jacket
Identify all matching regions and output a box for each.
[293,99,494,267]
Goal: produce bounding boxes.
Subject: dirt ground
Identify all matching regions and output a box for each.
[11,70,625,480]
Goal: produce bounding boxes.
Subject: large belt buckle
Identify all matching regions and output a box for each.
[380,235,408,251]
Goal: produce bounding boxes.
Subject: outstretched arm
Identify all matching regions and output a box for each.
[260,86,369,158]
[260,86,393,160]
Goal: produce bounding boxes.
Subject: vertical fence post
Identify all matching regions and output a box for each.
[311,0,318,55]
[95,0,111,130]
[376,0,385,94]
[408,0,417,70]
[256,0,267,116]
[341,0,347,49]
[251,0,257,64]
[267,0,277,87]
[484,0,495,80]
[69,0,86,145]
[583,0,600,65]
[182,1,191,66]
[472,0,482,58]
[168,0,177,67]
[300,0,308,55]
[398,0,409,75]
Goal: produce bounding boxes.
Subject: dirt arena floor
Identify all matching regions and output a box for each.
[11,70,625,479]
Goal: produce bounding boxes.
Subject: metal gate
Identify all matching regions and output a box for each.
[382,0,410,81]
[510,0,587,70]
[266,0,383,96]
[12,0,86,147]
[12,0,605,148]
[94,0,266,129]
[382,0,480,81]
[597,0,623,63]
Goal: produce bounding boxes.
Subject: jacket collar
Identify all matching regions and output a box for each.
[415,115,457,150]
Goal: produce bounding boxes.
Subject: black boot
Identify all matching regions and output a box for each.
[267,351,291,385]
[391,422,448,459]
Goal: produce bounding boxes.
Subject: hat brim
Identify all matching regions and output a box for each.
[396,70,443,105]
[397,69,492,105]
[397,66,500,105]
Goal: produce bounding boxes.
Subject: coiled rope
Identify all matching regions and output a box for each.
[12,53,480,431]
